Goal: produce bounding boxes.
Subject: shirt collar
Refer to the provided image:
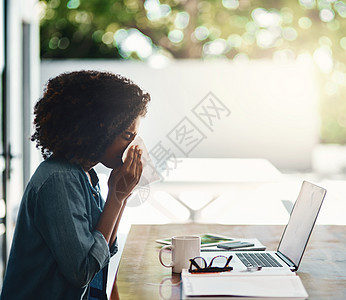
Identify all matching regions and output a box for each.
[88,168,99,188]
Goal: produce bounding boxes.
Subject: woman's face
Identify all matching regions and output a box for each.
[100,117,141,169]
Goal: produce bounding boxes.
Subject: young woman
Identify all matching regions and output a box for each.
[0,70,150,299]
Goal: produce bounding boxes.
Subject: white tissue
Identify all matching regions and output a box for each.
[122,136,161,207]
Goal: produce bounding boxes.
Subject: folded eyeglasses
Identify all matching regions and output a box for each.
[189,255,233,273]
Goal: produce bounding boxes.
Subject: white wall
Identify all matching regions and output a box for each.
[40,59,319,171]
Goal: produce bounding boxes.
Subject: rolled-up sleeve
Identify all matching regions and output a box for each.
[33,172,110,288]
[91,230,111,268]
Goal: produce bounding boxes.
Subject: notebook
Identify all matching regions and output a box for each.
[204,180,327,273]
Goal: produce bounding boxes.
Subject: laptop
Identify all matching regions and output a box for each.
[205,181,327,273]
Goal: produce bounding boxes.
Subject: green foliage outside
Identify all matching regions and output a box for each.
[39,0,346,143]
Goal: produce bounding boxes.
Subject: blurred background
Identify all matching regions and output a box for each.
[1,0,346,289]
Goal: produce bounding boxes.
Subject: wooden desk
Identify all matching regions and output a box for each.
[111,224,346,300]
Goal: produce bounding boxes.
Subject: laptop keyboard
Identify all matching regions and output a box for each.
[236,253,283,268]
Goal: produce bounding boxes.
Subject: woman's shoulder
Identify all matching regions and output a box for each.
[38,156,82,174]
[30,157,86,189]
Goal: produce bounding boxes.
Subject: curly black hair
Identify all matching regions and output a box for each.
[31,70,150,168]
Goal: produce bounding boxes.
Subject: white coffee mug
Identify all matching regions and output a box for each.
[158,235,201,273]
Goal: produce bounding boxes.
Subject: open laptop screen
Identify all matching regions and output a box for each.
[277,181,326,268]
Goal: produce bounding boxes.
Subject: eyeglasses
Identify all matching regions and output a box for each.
[189,255,233,273]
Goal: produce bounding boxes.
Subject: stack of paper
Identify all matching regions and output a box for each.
[182,269,308,299]
[201,238,266,252]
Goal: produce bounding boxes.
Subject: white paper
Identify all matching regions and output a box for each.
[182,270,308,299]
[122,136,161,207]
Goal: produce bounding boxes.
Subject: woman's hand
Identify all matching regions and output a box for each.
[107,145,143,203]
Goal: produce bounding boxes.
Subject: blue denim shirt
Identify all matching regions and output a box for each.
[1,157,117,300]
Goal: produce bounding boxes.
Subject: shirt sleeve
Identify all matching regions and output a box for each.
[33,171,110,288]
